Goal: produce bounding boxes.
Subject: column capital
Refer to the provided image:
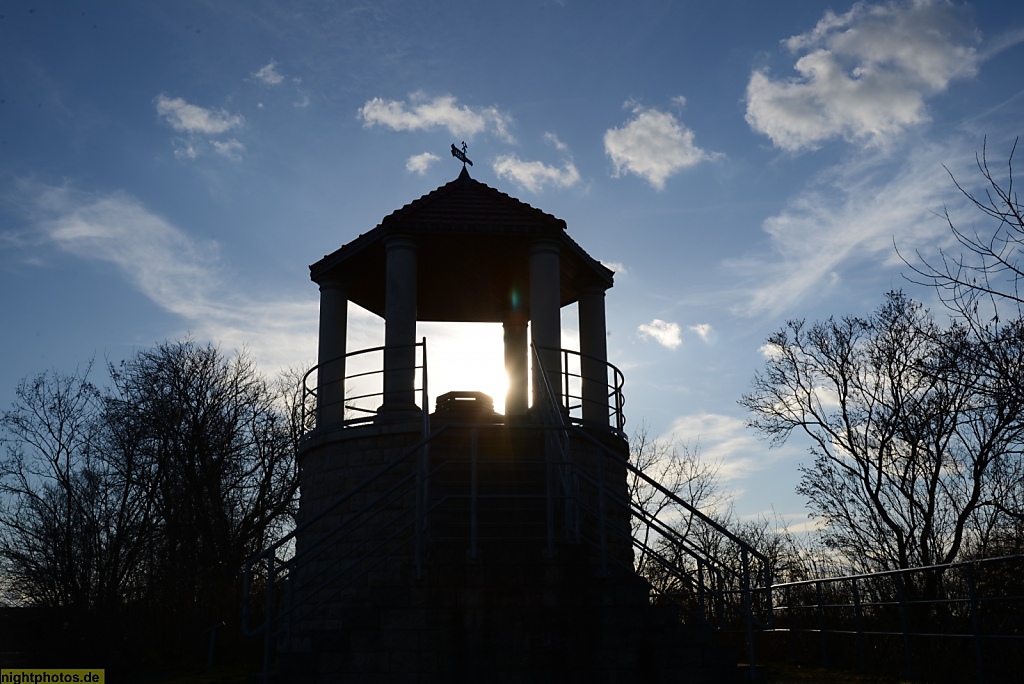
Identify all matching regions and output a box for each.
[529,238,560,257]
[319,278,348,294]
[384,234,418,253]
[577,282,609,296]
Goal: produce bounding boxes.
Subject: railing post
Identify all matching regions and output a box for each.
[852,577,865,674]
[545,426,555,557]
[562,349,570,409]
[895,574,913,679]
[697,560,707,623]
[742,548,757,680]
[785,585,795,665]
[816,580,828,669]
[470,428,479,559]
[262,554,276,684]
[415,338,429,579]
[716,569,726,626]
[421,338,429,438]
[967,563,984,684]
[597,444,608,577]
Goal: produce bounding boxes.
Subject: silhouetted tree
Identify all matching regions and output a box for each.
[741,292,1024,574]
[628,424,724,579]
[104,340,299,641]
[0,340,300,662]
[0,364,109,609]
[903,138,1023,323]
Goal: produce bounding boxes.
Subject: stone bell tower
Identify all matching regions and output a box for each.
[268,163,737,683]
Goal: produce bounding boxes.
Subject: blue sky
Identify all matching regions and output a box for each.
[2,0,1023,528]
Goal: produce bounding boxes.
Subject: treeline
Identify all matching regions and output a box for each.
[634,139,1024,597]
[0,340,301,668]
[745,140,1024,576]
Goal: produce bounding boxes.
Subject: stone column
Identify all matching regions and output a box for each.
[383,235,419,414]
[529,240,562,412]
[578,284,610,429]
[317,280,349,426]
[503,312,529,417]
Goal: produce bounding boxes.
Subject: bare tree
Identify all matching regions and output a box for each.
[628,423,724,578]
[740,292,1024,574]
[0,341,301,662]
[104,341,299,630]
[0,365,105,609]
[903,138,1024,323]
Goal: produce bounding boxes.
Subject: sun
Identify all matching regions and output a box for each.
[419,322,509,415]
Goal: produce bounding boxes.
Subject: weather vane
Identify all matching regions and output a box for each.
[451,141,473,168]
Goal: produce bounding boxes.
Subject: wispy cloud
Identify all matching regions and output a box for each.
[211,139,245,160]
[155,94,244,135]
[745,0,980,151]
[154,94,245,161]
[604,103,719,190]
[359,92,514,142]
[637,319,682,349]
[406,152,440,175]
[727,141,976,317]
[689,323,714,343]
[13,182,356,373]
[660,412,776,482]
[493,155,580,193]
[493,132,581,193]
[251,60,285,86]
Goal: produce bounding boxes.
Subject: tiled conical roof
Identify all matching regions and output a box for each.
[310,169,612,322]
[377,166,568,233]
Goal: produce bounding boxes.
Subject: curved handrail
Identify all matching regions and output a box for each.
[535,345,627,436]
[301,340,426,431]
[302,341,626,435]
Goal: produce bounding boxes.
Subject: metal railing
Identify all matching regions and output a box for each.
[300,340,427,431]
[530,344,771,676]
[765,554,1024,683]
[537,345,626,437]
[302,341,624,436]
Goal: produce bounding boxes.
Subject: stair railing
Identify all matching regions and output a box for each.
[531,344,582,551]
[566,424,773,676]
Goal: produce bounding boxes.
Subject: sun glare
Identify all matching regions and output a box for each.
[418,322,509,414]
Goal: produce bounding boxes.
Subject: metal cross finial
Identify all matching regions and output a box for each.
[451,141,473,168]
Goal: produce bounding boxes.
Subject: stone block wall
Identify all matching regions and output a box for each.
[278,421,733,682]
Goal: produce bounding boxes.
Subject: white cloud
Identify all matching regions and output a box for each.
[745,0,980,151]
[492,132,581,192]
[211,139,245,160]
[406,152,440,175]
[493,155,581,193]
[154,94,244,135]
[358,92,514,142]
[689,323,714,342]
[543,132,569,152]
[637,319,682,349]
[251,60,285,86]
[173,142,198,160]
[604,104,719,190]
